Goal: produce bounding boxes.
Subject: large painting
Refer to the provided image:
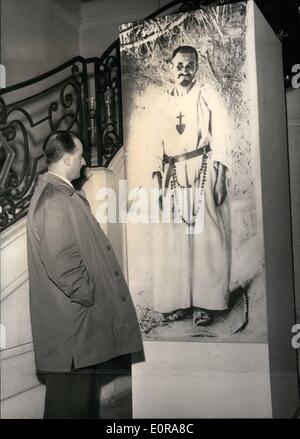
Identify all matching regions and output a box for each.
[119,2,267,342]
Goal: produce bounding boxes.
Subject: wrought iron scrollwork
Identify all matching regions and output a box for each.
[0,59,88,232]
[94,50,123,167]
[48,80,81,133]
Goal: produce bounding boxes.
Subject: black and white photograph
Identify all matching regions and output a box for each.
[120,3,267,342]
[0,0,300,421]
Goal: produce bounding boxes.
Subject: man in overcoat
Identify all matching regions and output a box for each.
[27,131,143,418]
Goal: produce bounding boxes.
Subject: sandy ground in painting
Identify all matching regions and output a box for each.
[134,211,267,343]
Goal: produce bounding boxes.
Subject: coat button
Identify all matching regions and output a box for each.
[114,271,119,276]
[106,245,111,250]
[122,296,126,302]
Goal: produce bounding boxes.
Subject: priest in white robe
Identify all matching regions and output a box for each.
[152,45,231,326]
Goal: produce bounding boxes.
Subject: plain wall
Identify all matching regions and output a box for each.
[1,0,81,86]
[80,0,171,58]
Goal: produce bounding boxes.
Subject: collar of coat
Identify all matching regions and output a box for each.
[38,172,86,200]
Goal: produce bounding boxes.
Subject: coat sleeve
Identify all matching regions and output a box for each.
[39,196,95,307]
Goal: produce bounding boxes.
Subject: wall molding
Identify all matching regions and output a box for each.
[0,217,27,252]
[1,383,42,404]
[0,270,28,303]
[1,343,40,406]
[1,341,33,361]
[1,384,45,419]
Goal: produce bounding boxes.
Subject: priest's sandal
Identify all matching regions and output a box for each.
[193,308,212,326]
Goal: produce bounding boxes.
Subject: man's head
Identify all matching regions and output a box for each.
[43,131,86,181]
[170,46,198,90]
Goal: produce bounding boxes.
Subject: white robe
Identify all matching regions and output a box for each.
[152,83,231,313]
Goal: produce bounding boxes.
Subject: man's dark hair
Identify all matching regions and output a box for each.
[43,131,79,165]
[171,46,198,65]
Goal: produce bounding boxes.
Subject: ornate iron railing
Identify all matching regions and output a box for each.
[0,57,92,231]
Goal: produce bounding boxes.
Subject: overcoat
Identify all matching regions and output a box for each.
[27,172,143,372]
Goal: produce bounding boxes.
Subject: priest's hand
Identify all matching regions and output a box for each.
[152,171,162,188]
[213,162,228,206]
[152,171,163,210]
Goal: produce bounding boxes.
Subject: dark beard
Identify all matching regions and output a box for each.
[179,77,191,87]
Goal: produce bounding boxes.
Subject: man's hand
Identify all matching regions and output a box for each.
[213,162,228,207]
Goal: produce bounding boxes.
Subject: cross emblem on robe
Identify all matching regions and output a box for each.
[176,112,186,135]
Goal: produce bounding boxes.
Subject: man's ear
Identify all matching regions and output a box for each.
[63,154,71,166]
